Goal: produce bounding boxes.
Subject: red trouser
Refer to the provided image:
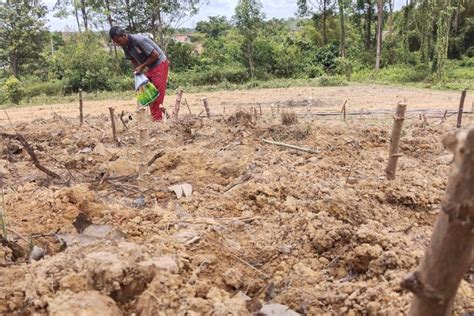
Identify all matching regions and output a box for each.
[145,60,169,121]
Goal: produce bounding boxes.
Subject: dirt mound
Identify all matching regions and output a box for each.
[0,98,472,315]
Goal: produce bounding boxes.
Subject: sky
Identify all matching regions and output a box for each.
[44,0,405,32]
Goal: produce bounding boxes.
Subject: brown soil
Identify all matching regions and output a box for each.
[0,85,473,315]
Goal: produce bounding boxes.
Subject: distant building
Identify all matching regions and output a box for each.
[173,34,192,44]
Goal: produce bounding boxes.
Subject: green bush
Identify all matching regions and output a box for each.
[2,76,23,104]
[107,76,134,91]
[459,57,474,67]
[335,58,353,81]
[171,64,250,87]
[52,33,115,92]
[23,80,64,99]
[318,75,348,86]
[304,64,324,78]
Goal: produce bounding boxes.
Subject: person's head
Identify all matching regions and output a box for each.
[109,26,128,46]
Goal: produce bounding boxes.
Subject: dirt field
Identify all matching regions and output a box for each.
[0,84,473,315]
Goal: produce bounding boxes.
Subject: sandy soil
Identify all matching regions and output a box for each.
[0,84,473,315]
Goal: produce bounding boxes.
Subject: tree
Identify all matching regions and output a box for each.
[297,0,335,45]
[338,0,346,57]
[0,0,47,77]
[435,3,454,82]
[375,0,383,70]
[196,16,231,38]
[234,0,265,78]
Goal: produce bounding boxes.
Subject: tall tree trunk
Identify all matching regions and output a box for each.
[420,0,432,63]
[388,0,394,34]
[365,0,373,50]
[124,0,135,31]
[375,0,384,70]
[322,0,328,45]
[453,0,460,33]
[103,0,116,58]
[80,0,88,31]
[157,0,165,49]
[436,4,452,82]
[338,0,346,57]
[74,0,82,33]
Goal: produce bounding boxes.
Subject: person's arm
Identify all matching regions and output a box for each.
[134,49,159,74]
[130,58,139,69]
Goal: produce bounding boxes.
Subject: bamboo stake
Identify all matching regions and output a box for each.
[456,89,466,128]
[385,103,407,180]
[79,89,83,126]
[136,105,150,190]
[401,127,474,316]
[108,107,117,143]
[174,88,184,119]
[202,97,211,118]
[262,139,318,154]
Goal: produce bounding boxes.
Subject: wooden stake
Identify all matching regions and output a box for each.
[137,105,150,190]
[456,89,467,128]
[385,103,407,180]
[108,107,117,143]
[173,88,184,119]
[401,127,474,316]
[253,107,258,120]
[259,104,262,116]
[277,103,280,113]
[79,89,83,126]
[202,97,211,118]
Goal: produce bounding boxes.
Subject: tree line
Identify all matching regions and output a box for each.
[0,0,472,104]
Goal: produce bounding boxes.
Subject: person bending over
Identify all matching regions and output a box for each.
[109,26,169,121]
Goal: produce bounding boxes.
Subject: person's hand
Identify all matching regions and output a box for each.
[134,65,145,74]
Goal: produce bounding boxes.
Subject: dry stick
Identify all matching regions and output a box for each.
[119,110,128,131]
[259,103,262,116]
[202,97,211,118]
[79,89,84,126]
[401,127,474,316]
[456,89,467,128]
[262,139,319,154]
[184,99,192,115]
[253,107,258,120]
[0,132,61,179]
[174,88,184,119]
[442,110,448,122]
[108,107,118,143]
[385,103,407,180]
[341,100,348,122]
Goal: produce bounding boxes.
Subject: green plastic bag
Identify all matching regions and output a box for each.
[135,74,159,107]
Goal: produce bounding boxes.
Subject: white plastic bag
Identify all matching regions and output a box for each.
[134,73,149,91]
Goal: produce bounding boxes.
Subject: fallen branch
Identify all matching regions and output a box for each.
[147,150,165,167]
[0,132,61,179]
[262,139,318,154]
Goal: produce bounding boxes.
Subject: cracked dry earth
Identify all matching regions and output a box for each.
[0,86,473,315]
